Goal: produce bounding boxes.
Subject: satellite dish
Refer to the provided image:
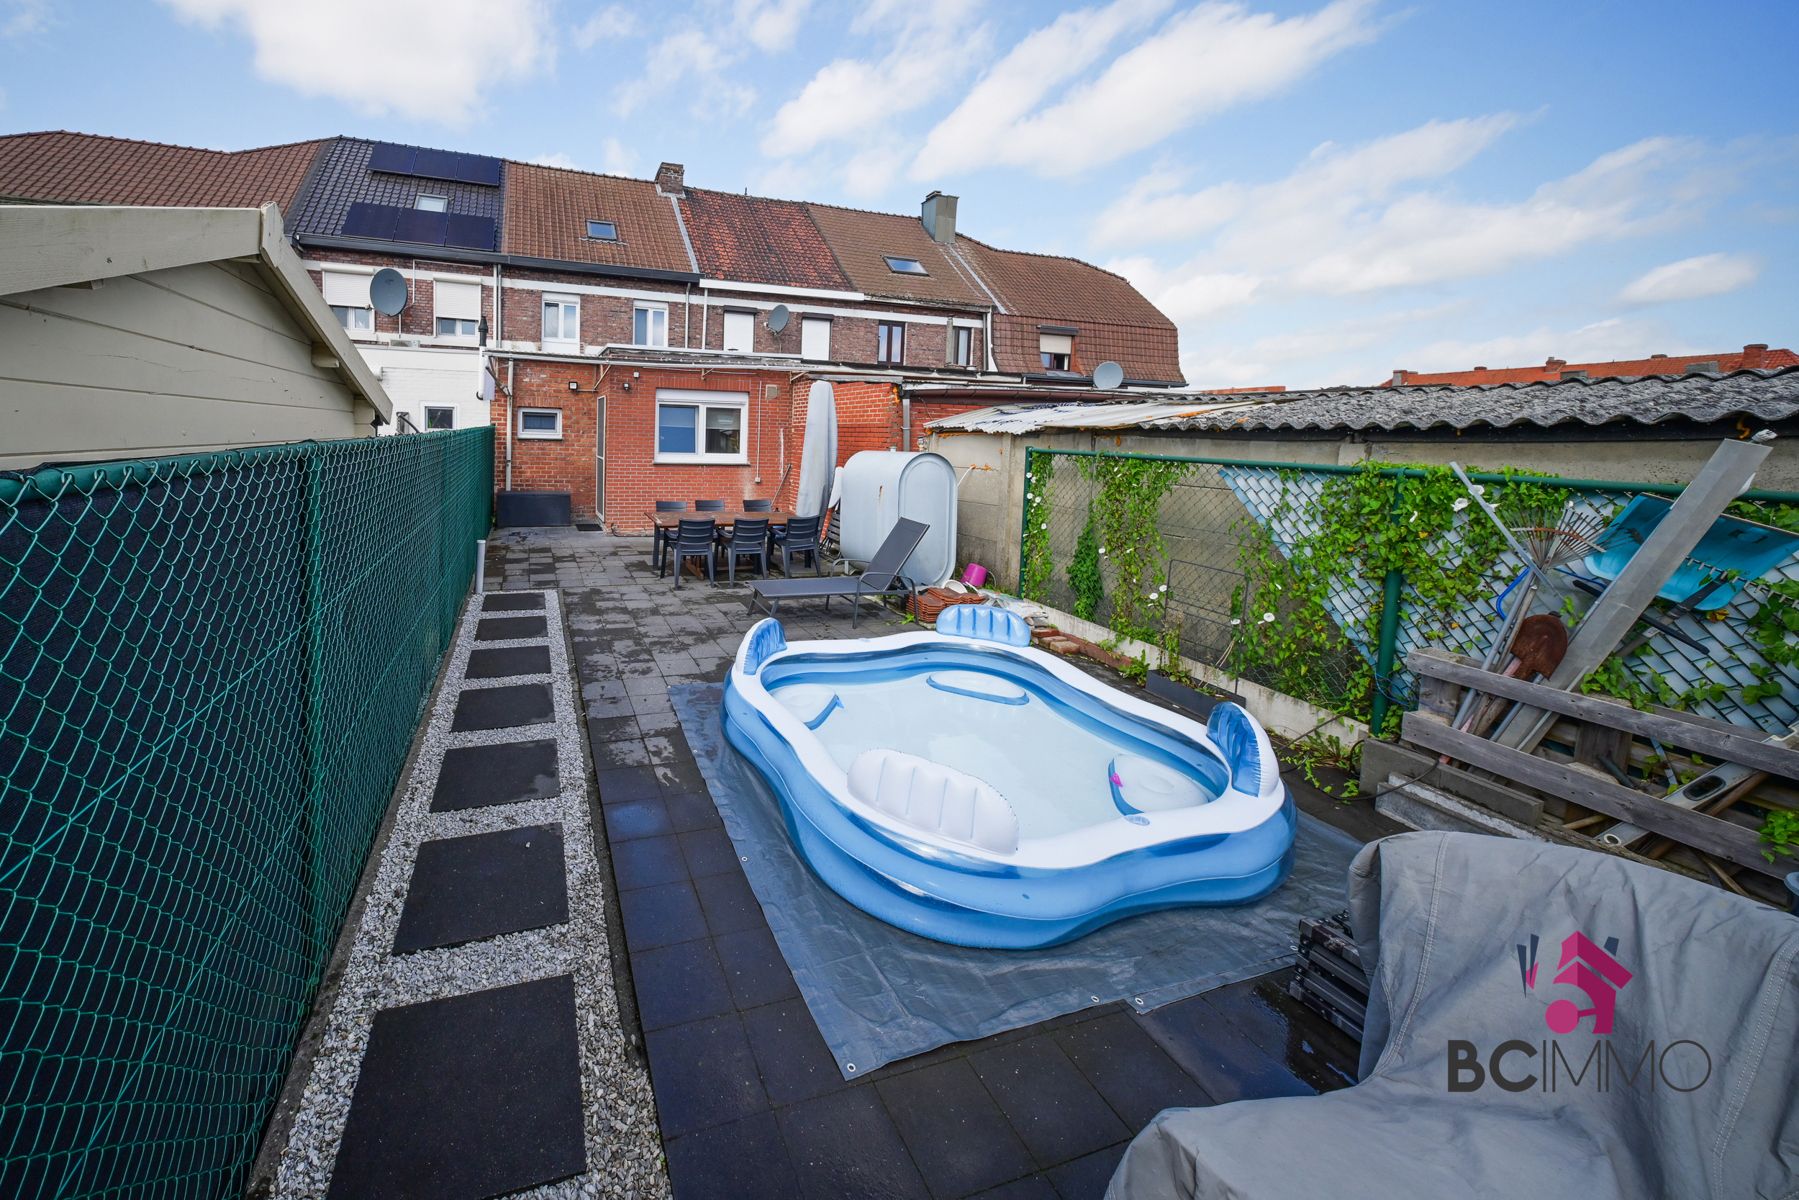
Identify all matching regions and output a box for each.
[768,303,790,333]
[1092,360,1125,390]
[369,268,409,316]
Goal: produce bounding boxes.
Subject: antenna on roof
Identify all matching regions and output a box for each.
[768,304,790,333]
[370,268,408,316]
[1092,361,1125,390]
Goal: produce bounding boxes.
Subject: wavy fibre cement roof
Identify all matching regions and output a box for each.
[0,131,324,211]
[927,367,1799,435]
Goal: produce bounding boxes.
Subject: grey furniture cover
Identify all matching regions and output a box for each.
[1108,831,1799,1200]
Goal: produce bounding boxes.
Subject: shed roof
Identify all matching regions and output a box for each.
[501,162,696,274]
[926,367,1799,435]
[0,130,325,210]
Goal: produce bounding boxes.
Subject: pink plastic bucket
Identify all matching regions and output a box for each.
[960,563,988,588]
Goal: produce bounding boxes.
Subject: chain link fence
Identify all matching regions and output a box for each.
[1,427,493,1199]
[1019,447,1799,737]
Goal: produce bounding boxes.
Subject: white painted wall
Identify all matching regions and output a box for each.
[355,344,489,434]
[1,259,375,469]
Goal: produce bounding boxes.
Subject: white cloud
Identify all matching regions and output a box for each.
[160,0,552,125]
[573,3,639,49]
[1395,317,1679,375]
[736,0,812,52]
[3,0,50,38]
[528,137,638,177]
[917,0,1378,179]
[911,0,1173,179]
[1107,256,1262,322]
[530,152,579,169]
[1618,252,1759,305]
[761,0,991,158]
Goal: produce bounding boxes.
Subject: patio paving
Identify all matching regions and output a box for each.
[481,527,1396,1200]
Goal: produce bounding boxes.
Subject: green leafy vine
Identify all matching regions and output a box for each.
[1019,453,1056,601]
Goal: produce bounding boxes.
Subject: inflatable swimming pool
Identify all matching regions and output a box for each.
[721,607,1296,949]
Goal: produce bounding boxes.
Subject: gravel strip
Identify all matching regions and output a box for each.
[270,591,669,1200]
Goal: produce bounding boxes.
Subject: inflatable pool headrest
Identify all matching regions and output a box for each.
[847,748,1020,854]
[1206,701,1277,798]
[936,605,1031,647]
[740,618,788,675]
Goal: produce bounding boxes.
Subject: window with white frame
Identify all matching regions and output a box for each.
[951,325,973,367]
[633,302,669,347]
[1039,331,1074,371]
[542,294,579,347]
[434,280,481,341]
[322,271,374,335]
[722,309,754,353]
[415,193,448,212]
[517,407,562,439]
[424,406,455,430]
[800,316,831,361]
[654,389,747,463]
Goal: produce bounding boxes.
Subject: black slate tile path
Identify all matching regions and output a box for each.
[430,738,560,812]
[613,834,690,891]
[676,826,740,878]
[713,925,800,1010]
[477,614,548,641]
[392,825,568,953]
[777,1086,932,1200]
[741,998,846,1108]
[596,765,660,803]
[451,681,553,731]
[466,643,552,679]
[482,592,545,612]
[326,975,585,1200]
[1045,1143,1130,1200]
[876,1059,1037,1199]
[602,794,674,843]
[1053,1011,1214,1130]
[970,1037,1131,1169]
[644,1013,769,1138]
[664,1111,800,1200]
[619,879,708,951]
[693,869,765,937]
[632,939,735,1031]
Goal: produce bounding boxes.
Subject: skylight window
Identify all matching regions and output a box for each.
[587,219,619,241]
[414,194,448,212]
[884,256,928,275]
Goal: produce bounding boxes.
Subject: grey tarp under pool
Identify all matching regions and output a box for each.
[669,683,1362,1078]
[1108,831,1799,1200]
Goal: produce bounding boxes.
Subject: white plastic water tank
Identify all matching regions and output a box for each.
[838,450,958,586]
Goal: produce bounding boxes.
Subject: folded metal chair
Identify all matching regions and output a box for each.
[1108,831,1799,1200]
[748,518,927,626]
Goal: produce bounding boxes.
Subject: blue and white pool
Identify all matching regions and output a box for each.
[722,609,1296,948]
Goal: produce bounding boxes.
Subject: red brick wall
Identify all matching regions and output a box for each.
[306,250,496,343]
[497,358,800,530]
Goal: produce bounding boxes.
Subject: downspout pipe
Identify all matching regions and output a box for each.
[902,384,912,451]
[505,359,515,491]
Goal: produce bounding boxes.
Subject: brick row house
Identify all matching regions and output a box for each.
[0,131,1185,530]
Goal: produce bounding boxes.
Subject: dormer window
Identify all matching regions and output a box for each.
[586,219,619,241]
[415,194,448,212]
[1039,329,1075,371]
[884,255,928,275]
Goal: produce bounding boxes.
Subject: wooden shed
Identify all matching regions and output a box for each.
[0,203,392,469]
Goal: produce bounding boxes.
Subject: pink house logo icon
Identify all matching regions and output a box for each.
[1516,931,1634,1035]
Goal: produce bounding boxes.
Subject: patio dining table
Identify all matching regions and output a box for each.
[647,509,797,576]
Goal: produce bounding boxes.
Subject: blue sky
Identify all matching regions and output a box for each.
[3,0,1794,387]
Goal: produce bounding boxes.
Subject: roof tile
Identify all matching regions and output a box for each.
[0,130,323,211]
[501,162,694,274]
[802,202,989,306]
[680,189,849,290]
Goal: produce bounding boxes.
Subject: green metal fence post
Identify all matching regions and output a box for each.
[1368,474,1406,737]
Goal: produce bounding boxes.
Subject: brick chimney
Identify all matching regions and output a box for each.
[1544,356,1566,371]
[1743,343,1769,369]
[1390,369,1409,385]
[921,190,958,243]
[655,161,686,197]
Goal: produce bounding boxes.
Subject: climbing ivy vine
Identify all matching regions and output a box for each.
[1019,453,1055,601]
[1079,453,1190,648]
[1068,506,1104,620]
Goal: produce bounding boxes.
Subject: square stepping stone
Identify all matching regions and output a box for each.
[483,592,545,612]
[432,738,560,812]
[452,682,553,732]
[477,614,548,641]
[466,644,551,680]
[393,824,568,953]
[326,975,585,1199]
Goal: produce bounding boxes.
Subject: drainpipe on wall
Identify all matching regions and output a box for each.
[700,287,709,349]
[900,384,911,451]
[504,359,515,491]
[983,309,996,372]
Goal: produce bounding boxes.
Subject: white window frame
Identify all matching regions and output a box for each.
[332,305,374,335]
[433,280,482,344]
[653,388,749,465]
[323,271,374,338]
[950,325,973,367]
[800,316,831,362]
[415,193,448,212]
[633,302,669,348]
[542,294,579,349]
[517,407,563,440]
[1040,331,1074,371]
[423,406,455,430]
[722,309,754,353]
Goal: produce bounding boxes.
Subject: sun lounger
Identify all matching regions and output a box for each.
[748,518,927,626]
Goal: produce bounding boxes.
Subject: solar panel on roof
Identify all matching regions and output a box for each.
[341,201,399,240]
[460,154,503,187]
[445,214,498,251]
[410,147,460,183]
[367,142,417,175]
[392,208,449,245]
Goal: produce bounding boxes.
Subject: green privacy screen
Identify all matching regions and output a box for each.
[0,427,493,1199]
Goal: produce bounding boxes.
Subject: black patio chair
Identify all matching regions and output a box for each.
[749,518,927,626]
[652,500,687,570]
[771,514,824,577]
[719,517,770,583]
[694,499,726,511]
[662,517,717,588]
[742,498,774,512]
